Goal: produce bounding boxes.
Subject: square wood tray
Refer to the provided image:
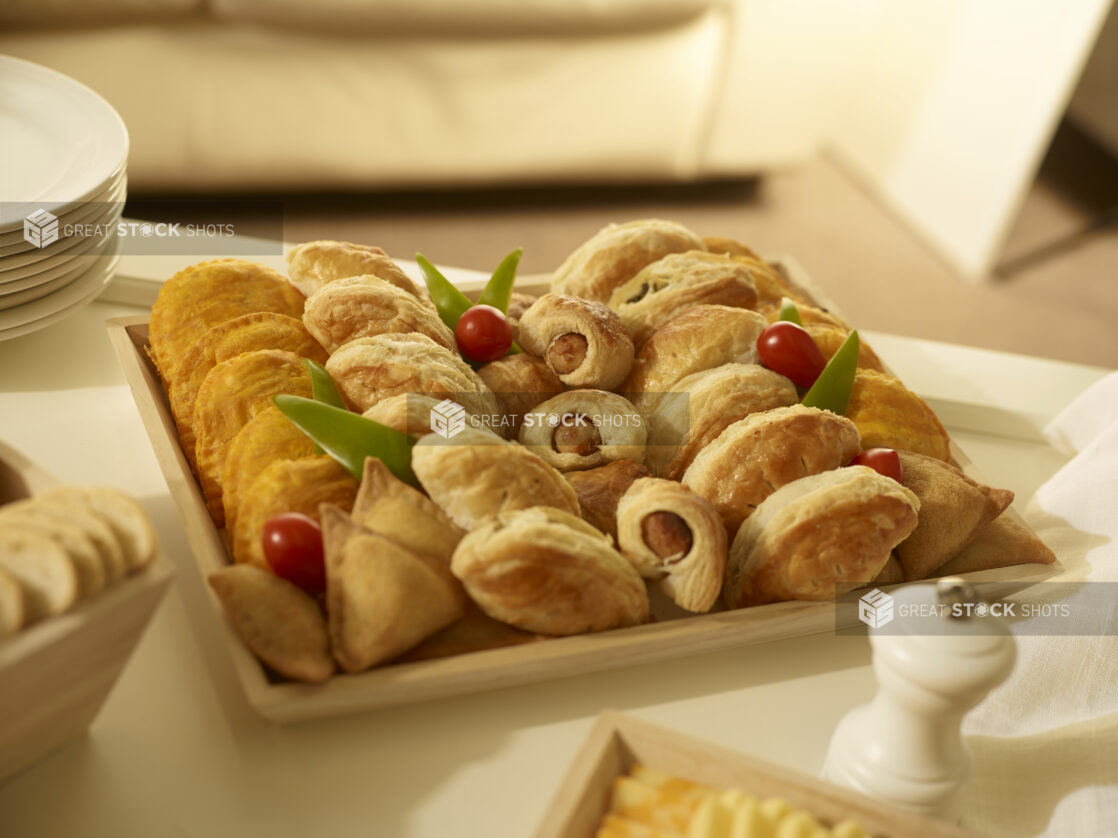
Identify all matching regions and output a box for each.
[105,259,1058,723]
[533,712,981,838]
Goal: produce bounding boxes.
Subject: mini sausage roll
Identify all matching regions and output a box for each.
[303,275,455,354]
[724,467,920,608]
[325,332,501,420]
[681,405,862,536]
[412,426,580,530]
[551,218,706,303]
[286,240,428,301]
[519,389,646,472]
[647,363,798,480]
[476,352,565,430]
[450,506,649,635]
[564,459,650,540]
[517,293,634,390]
[615,478,727,613]
[607,251,758,346]
[621,305,768,416]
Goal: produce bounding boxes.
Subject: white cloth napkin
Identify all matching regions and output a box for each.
[961,370,1118,837]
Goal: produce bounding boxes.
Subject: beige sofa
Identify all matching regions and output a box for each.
[1,0,856,191]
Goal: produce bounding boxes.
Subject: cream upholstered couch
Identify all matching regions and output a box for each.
[0,0,856,191]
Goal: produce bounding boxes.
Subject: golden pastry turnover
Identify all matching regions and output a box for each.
[725,467,920,608]
[285,239,427,301]
[681,405,862,536]
[844,369,951,461]
[565,459,651,540]
[551,218,706,303]
[607,250,759,346]
[450,506,649,635]
[303,275,455,354]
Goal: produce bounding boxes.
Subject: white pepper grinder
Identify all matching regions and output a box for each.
[822,577,1016,820]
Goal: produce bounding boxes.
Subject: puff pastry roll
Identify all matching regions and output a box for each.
[326,333,501,420]
[701,238,810,309]
[681,405,862,536]
[725,467,920,608]
[647,363,798,480]
[845,369,951,461]
[412,426,580,530]
[286,240,428,301]
[322,506,465,673]
[893,450,1014,581]
[303,275,455,354]
[520,389,646,472]
[621,305,767,416]
[564,459,650,540]
[607,251,758,346]
[517,293,634,390]
[551,218,706,303]
[476,353,565,429]
[450,506,649,635]
[361,394,451,438]
[615,478,727,613]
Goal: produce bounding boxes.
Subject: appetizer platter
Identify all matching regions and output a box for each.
[535,712,980,838]
[107,220,1059,722]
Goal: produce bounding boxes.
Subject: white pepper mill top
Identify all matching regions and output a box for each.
[822,578,1017,820]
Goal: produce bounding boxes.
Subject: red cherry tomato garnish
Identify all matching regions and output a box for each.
[756,321,826,388]
[262,512,326,595]
[849,447,904,483]
[455,304,514,363]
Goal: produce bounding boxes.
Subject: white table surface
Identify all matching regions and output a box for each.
[0,256,1110,838]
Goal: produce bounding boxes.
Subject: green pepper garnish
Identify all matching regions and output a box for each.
[779,297,802,326]
[476,247,522,313]
[301,358,346,454]
[274,394,418,486]
[416,253,474,331]
[801,329,859,415]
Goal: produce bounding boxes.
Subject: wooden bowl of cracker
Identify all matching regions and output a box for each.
[0,438,174,783]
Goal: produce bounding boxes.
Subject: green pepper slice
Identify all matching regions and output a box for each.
[416,253,474,331]
[801,329,859,415]
[273,394,418,486]
[779,297,803,326]
[475,247,522,313]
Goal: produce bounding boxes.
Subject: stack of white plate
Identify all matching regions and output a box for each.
[0,56,128,341]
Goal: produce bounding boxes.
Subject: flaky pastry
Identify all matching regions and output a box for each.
[615,478,727,613]
[303,275,455,354]
[450,506,649,635]
[564,459,650,540]
[681,405,862,535]
[517,293,634,390]
[845,369,951,461]
[725,467,920,607]
[519,389,646,472]
[550,218,706,303]
[476,353,565,428]
[646,363,798,480]
[621,305,768,416]
[607,251,759,346]
[285,239,428,301]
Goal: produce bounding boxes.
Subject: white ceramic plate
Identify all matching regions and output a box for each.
[0,249,120,340]
[0,201,124,281]
[0,56,128,229]
[0,170,126,254]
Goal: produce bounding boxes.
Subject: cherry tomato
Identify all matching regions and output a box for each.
[849,447,904,483]
[455,305,514,363]
[262,512,326,594]
[756,321,826,388]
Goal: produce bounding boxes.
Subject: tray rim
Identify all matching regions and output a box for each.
[531,710,982,838]
[104,258,1061,723]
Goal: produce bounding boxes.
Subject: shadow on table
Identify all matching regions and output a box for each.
[963,711,1118,837]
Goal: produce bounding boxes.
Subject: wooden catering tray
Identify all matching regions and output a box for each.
[105,259,1058,723]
